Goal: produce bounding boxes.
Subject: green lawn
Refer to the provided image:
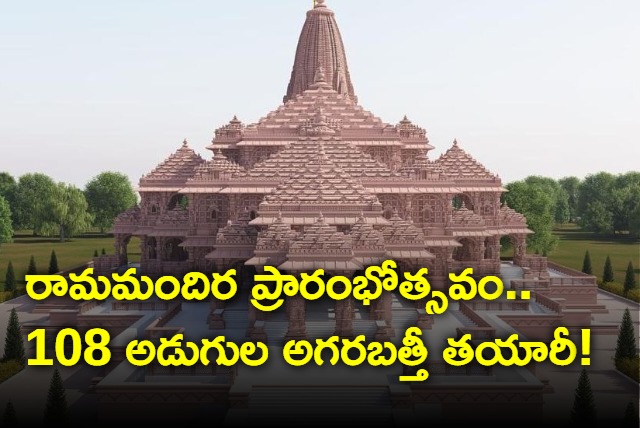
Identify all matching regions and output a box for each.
[549,224,639,285]
[0,233,140,289]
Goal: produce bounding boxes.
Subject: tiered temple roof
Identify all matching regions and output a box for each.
[252,146,385,226]
[190,149,244,182]
[381,210,435,260]
[207,210,258,260]
[280,214,360,271]
[111,0,527,284]
[436,140,497,180]
[449,205,492,238]
[140,140,205,188]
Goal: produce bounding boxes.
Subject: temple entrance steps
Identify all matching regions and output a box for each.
[221,309,251,331]
[452,309,478,328]
[499,262,525,287]
[246,386,394,423]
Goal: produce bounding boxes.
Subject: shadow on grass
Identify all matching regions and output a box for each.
[554,230,640,245]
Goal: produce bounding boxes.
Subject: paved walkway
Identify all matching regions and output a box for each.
[537,290,639,423]
[0,288,638,425]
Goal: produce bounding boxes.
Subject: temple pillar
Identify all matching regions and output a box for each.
[114,234,129,265]
[284,294,307,340]
[512,234,527,266]
[246,293,267,341]
[371,290,393,340]
[334,296,354,338]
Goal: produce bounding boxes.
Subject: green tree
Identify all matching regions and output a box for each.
[602,255,614,283]
[48,250,59,274]
[40,183,93,242]
[503,178,558,255]
[612,173,640,234]
[2,308,25,365]
[558,176,581,222]
[580,201,613,234]
[570,369,596,426]
[44,368,68,426]
[0,172,16,200]
[11,173,56,233]
[93,249,99,257]
[615,308,638,366]
[577,172,640,235]
[27,256,37,275]
[519,176,570,223]
[581,250,593,275]
[84,172,137,233]
[0,196,13,247]
[101,248,106,255]
[4,261,15,292]
[623,262,636,297]
[2,401,17,425]
[623,402,638,427]
[629,203,640,238]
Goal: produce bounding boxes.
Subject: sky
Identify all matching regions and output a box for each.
[1,0,638,188]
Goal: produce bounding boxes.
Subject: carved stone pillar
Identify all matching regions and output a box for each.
[246,293,267,341]
[372,290,394,340]
[513,234,527,266]
[284,294,307,340]
[114,235,128,265]
[334,295,354,339]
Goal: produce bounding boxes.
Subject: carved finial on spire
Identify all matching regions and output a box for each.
[315,0,327,9]
[453,139,459,147]
[182,139,188,147]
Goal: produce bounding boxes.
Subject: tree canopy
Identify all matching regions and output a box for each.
[84,172,137,233]
[570,369,597,426]
[578,172,640,235]
[558,176,580,222]
[44,368,69,425]
[40,183,94,242]
[0,196,12,246]
[11,173,56,233]
[0,172,16,203]
[2,308,25,365]
[503,177,558,254]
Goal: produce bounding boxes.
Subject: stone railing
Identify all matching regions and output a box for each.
[546,261,592,277]
[467,300,529,311]
[111,301,172,311]
[511,278,550,290]
[534,292,563,313]
[458,302,496,339]
[144,302,183,339]
[549,277,596,287]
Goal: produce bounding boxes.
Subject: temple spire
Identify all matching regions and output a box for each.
[284,0,356,103]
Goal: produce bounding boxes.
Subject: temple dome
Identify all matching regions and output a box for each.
[284,0,356,103]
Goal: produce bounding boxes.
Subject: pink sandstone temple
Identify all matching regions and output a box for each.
[18,1,614,425]
[110,0,532,287]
